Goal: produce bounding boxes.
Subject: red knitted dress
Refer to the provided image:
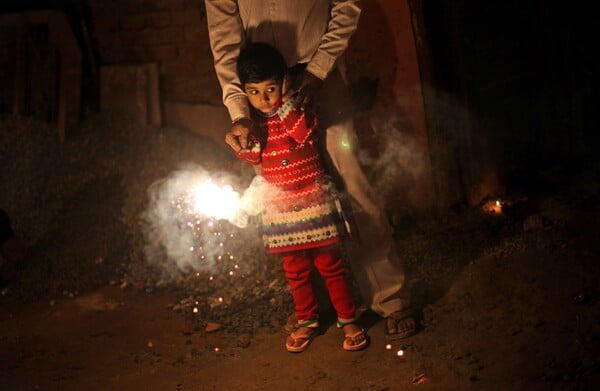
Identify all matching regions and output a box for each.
[237,98,345,254]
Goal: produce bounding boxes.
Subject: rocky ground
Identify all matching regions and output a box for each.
[0,114,598,390]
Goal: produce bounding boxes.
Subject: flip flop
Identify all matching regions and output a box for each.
[384,314,417,340]
[343,328,368,351]
[283,312,298,333]
[285,327,318,353]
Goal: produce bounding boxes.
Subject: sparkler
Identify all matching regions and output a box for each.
[144,166,280,333]
[162,173,266,274]
[188,178,241,221]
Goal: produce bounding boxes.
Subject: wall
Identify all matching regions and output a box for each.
[345,0,434,212]
[412,0,597,209]
[88,0,435,212]
[0,0,435,212]
[89,0,220,104]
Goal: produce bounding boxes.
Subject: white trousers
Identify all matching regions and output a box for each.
[317,69,411,317]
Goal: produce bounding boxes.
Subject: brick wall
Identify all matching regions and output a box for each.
[89,0,221,104]
[0,1,435,210]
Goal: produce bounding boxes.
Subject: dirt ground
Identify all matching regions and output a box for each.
[0,115,598,390]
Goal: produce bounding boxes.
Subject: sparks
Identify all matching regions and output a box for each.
[189,178,242,221]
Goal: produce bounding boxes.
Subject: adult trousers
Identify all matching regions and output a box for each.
[315,68,411,318]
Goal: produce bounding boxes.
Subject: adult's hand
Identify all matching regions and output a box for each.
[284,71,323,112]
[225,118,252,153]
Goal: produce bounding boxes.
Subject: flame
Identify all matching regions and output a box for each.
[190,179,241,220]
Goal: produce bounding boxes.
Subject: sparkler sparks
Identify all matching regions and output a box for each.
[146,173,247,295]
[143,166,275,330]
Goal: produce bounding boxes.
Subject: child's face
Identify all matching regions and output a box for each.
[243,77,283,114]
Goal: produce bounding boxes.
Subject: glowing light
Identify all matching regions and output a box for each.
[214,347,220,352]
[229,271,234,276]
[483,198,503,214]
[412,374,428,384]
[341,138,351,150]
[209,276,213,281]
[396,349,404,357]
[193,307,198,313]
[385,344,392,350]
[190,178,241,220]
[217,297,223,303]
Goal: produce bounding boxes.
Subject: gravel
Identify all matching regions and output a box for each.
[1,113,590,336]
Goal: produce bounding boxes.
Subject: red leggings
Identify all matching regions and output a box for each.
[282,246,356,323]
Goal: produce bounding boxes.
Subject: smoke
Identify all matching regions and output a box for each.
[358,111,425,211]
[141,163,271,275]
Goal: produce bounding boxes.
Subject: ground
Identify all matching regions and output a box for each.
[0,114,598,390]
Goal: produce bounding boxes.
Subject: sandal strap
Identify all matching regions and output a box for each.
[298,319,319,328]
[337,318,357,328]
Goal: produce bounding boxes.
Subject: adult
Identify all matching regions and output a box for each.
[205,0,416,338]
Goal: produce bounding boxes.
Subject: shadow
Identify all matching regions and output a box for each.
[356,309,382,332]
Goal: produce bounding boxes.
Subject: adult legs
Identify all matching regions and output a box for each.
[317,69,414,335]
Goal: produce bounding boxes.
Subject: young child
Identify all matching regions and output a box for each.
[235,42,367,353]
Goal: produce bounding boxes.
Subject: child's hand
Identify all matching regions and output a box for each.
[236,138,261,164]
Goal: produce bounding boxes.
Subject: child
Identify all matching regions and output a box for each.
[235,42,367,352]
